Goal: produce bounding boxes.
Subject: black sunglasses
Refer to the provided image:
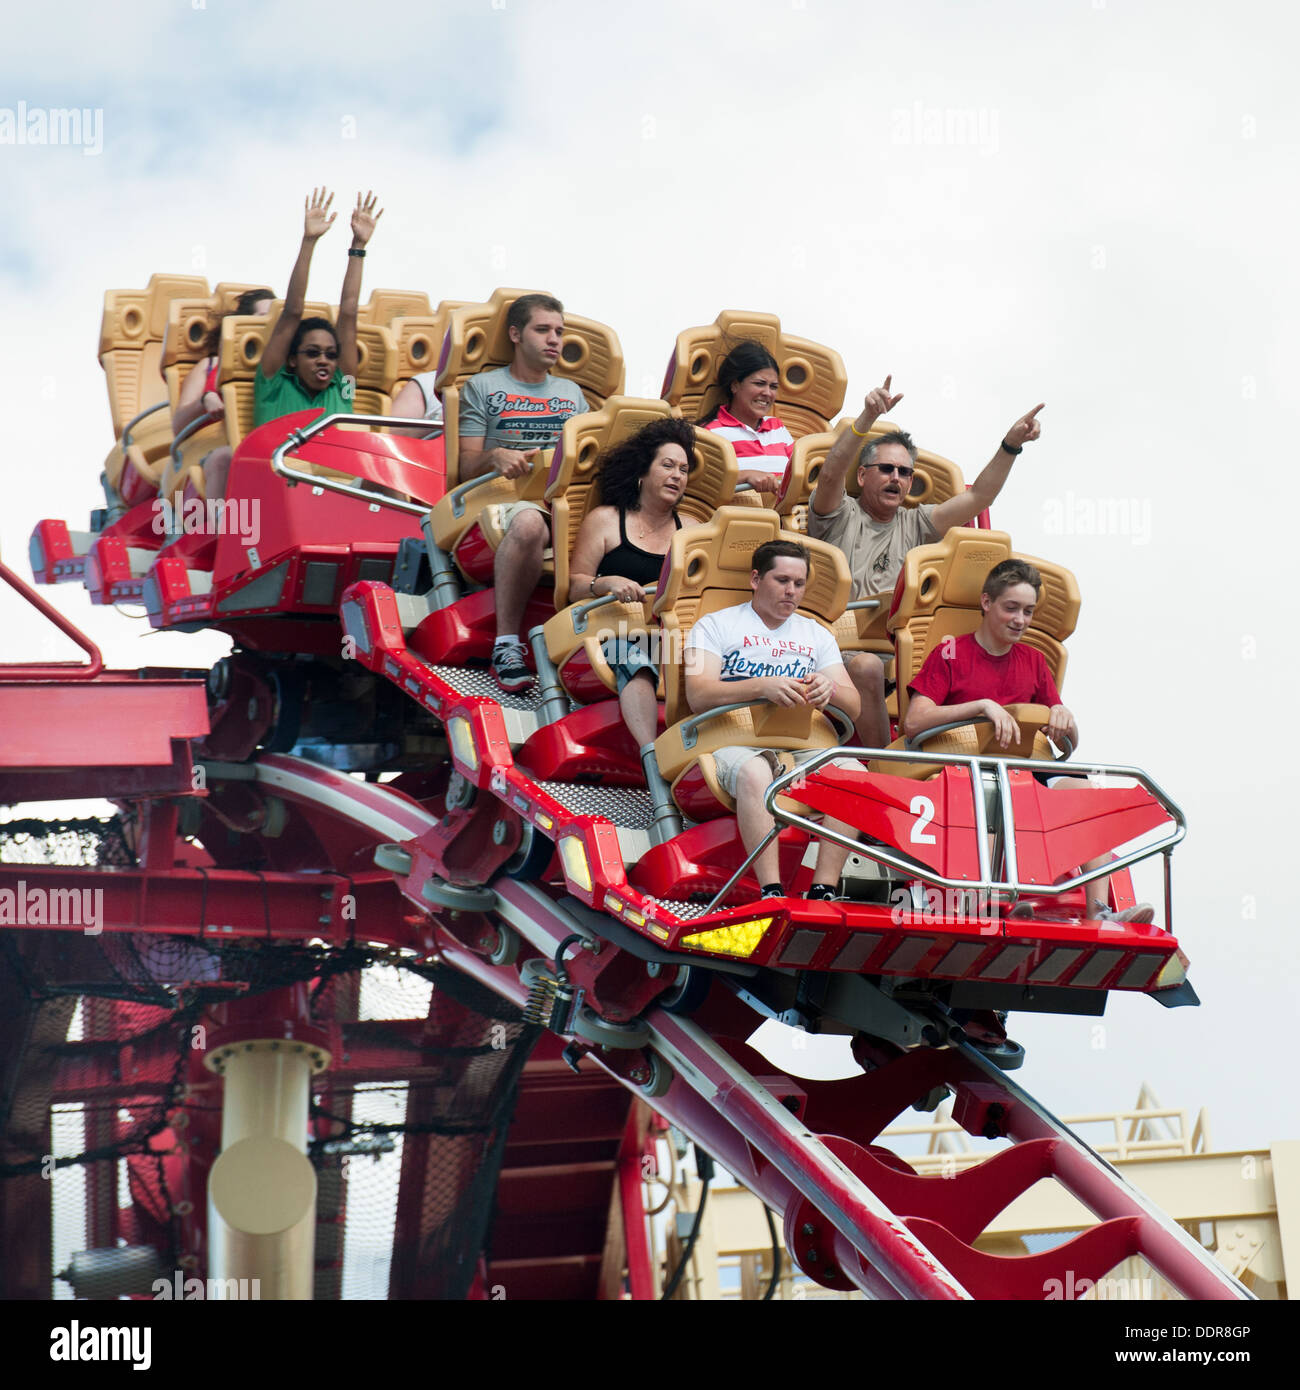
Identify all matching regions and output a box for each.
[867,462,914,480]
[299,346,339,360]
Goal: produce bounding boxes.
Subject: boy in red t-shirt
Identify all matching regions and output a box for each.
[903,559,1152,924]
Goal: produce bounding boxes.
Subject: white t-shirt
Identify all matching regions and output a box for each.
[687,602,843,683]
[412,371,445,423]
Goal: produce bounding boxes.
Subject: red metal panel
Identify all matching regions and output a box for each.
[0,673,207,767]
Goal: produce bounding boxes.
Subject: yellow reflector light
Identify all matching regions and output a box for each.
[447,716,478,772]
[603,894,623,914]
[535,813,554,831]
[681,917,773,959]
[559,837,592,892]
[1155,949,1189,990]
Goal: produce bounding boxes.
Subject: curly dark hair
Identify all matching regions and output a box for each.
[596,417,696,511]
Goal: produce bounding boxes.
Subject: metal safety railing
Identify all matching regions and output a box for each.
[703,742,1185,917]
[270,412,445,518]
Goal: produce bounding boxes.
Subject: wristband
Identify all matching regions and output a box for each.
[849,420,871,438]
[1000,438,1022,455]
[348,248,366,258]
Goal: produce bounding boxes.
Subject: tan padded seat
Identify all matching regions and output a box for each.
[889,527,1079,729]
[359,289,433,327]
[99,274,210,434]
[661,310,847,441]
[651,507,852,814]
[539,397,740,697]
[435,288,625,489]
[390,300,474,394]
[100,275,210,498]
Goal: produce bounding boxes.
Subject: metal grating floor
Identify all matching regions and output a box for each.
[643,899,716,921]
[537,782,655,827]
[426,664,553,713]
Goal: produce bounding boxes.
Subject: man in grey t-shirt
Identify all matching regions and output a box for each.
[457,293,588,692]
[807,375,1044,747]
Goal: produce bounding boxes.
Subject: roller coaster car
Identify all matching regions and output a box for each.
[340,404,1193,1041]
[31,279,1193,1041]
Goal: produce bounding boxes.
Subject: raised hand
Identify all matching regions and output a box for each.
[1004,402,1045,450]
[350,190,384,246]
[303,188,336,241]
[862,374,904,421]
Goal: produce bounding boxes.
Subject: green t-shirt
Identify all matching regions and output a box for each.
[254,365,352,428]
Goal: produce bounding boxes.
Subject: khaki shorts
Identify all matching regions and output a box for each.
[493,499,552,559]
[712,746,860,800]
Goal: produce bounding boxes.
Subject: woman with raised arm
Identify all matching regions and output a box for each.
[568,417,694,761]
[253,187,384,429]
[698,339,792,500]
[171,288,275,500]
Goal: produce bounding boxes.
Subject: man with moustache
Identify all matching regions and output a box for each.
[808,375,1044,749]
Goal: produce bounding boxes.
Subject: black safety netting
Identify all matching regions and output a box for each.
[0,815,539,1300]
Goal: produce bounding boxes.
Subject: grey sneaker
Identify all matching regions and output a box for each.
[490,640,532,693]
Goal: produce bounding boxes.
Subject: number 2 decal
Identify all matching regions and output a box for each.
[909,795,937,844]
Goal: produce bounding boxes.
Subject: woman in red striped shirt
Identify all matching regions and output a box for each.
[698,340,793,499]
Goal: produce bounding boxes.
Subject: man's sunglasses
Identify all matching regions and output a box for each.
[299,347,339,360]
[865,462,914,480]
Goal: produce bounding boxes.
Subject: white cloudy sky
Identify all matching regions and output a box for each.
[2,0,1297,1152]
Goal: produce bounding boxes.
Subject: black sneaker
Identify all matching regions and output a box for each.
[805,883,840,902]
[490,640,533,693]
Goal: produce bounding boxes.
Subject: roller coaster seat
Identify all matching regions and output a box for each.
[434,287,625,491]
[387,301,473,419]
[878,527,1081,778]
[651,507,852,819]
[358,288,434,326]
[537,397,740,701]
[100,274,211,504]
[660,309,848,449]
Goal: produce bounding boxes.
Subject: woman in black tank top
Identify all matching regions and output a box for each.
[568,417,696,753]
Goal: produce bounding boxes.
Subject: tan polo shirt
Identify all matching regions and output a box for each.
[807,496,939,600]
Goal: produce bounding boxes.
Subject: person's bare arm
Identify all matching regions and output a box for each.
[336,191,382,383]
[685,649,808,714]
[172,357,222,434]
[905,692,1024,748]
[931,403,1044,532]
[568,508,624,602]
[811,374,903,518]
[736,469,781,496]
[458,436,538,482]
[262,189,335,380]
[386,380,436,436]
